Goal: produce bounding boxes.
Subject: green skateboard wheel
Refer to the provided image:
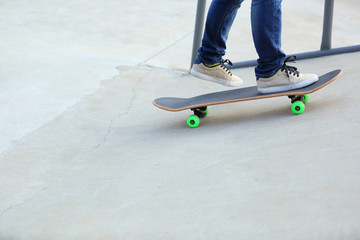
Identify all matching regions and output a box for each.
[291,101,305,115]
[203,108,209,118]
[303,94,309,103]
[187,115,200,128]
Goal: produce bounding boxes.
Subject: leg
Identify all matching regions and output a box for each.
[252,0,318,94]
[251,0,286,78]
[198,0,244,64]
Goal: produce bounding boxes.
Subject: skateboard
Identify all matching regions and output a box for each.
[153,69,342,128]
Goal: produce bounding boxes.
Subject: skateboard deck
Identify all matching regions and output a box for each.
[153,69,342,128]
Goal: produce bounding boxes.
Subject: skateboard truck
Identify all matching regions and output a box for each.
[288,94,309,104]
[192,107,208,118]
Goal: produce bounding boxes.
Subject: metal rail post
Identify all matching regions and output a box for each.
[190,0,207,70]
[321,0,334,50]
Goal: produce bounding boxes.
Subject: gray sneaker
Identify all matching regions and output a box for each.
[257,56,318,94]
[190,59,243,87]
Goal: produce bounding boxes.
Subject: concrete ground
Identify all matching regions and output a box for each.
[1,0,360,239]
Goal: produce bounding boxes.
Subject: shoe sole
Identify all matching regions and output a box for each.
[257,75,319,94]
[190,68,243,87]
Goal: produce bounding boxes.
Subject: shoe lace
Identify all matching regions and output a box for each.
[281,56,299,77]
[220,59,233,76]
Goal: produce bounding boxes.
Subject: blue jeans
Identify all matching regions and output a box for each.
[197,0,286,78]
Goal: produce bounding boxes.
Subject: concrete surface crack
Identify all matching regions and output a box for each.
[0,185,48,219]
[94,120,113,149]
[93,68,153,150]
[141,31,193,64]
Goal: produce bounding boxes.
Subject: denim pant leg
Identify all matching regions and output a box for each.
[251,0,286,78]
[198,0,244,64]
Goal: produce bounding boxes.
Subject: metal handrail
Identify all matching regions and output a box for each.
[190,0,207,70]
[190,0,360,70]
